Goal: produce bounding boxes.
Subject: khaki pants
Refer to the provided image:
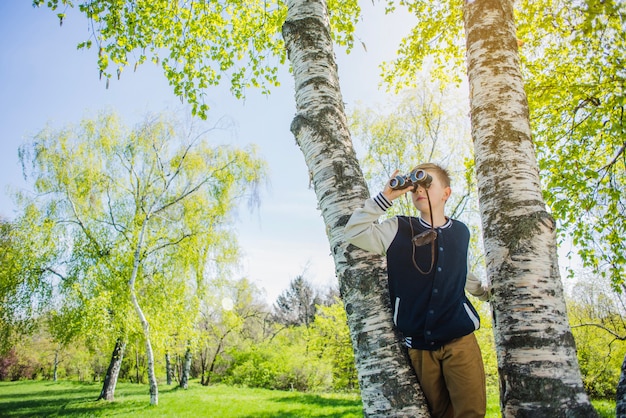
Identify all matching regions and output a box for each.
[408,333,486,418]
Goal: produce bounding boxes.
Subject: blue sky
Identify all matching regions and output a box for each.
[0,1,414,302]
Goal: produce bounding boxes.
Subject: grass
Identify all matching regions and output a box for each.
[0,379,616,417]
[0,380,362,417]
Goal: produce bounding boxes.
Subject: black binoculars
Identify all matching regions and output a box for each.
[389,169,432,191]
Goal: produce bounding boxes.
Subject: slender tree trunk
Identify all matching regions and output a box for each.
[200,347,208,386]
[53,349,59,382]
[463,0,596,416]
[98,338,126,401]
[165,352,173,385]
[199,348,206,386]
[135,347,140,383]
[617,353,626,417]
[179,345,192,389]
[129,220,158,405]
[282,1,428,416]
[205,338,225,386]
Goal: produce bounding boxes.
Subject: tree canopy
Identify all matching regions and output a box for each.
[516,0,626,288]
[383,0,626,287]
[35,1,625,287]
[14,111,266,403]
[34,0,360,117]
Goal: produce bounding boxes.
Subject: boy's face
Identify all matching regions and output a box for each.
[410,169,451,215]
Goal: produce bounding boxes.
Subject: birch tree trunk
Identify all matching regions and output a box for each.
[463,0,596,415]
[166,352,173,385]
[129,220,158,406]
[53,348,59,382]
[179,345,192,389]
[282,0,429,416]
[98,338,126,401]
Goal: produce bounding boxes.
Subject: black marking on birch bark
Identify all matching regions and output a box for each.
[503,332,576,351]
[499,370,596,418]
[282,17,332,50]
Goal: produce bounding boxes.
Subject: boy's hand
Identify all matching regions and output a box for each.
[382,169,413,201]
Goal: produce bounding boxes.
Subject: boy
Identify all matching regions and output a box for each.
[344,163,489,418]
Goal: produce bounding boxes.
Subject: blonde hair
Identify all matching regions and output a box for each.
[413,163,451,188]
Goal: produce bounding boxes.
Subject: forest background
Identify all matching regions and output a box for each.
[1,0,625,416]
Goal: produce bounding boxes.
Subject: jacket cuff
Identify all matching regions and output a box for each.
[373,192,392,211]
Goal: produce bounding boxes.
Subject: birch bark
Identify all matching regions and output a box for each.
[282,0,429,415]
[180,345,192,389]
[129,220,159,406]
[463,0,596,415]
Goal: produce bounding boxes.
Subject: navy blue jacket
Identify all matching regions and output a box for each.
[344,193,485,350]
[387,216,480,350]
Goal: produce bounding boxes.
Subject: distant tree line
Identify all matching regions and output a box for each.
[0,273,359,393]
[2,270,624,401]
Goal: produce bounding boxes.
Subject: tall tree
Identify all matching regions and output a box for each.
[282,0,429,415]
[274,275,321,327]
[514,2,626,408]
[19,112,266,405]
[463,0,595,414]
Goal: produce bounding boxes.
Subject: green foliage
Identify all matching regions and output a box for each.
[34,0,361,118]
[381,0,465,90]
[0,209,62,352]
[14,111,267,391]
[195,277,270,386]
[0,321,102,382]
[220,299,356,392]
[567,274,626,399]
[308,299,358,391]
[516,0,626,288]
[223,327,333,392]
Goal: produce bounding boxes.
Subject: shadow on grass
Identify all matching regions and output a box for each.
[272,393,361,408]
[237,393,363,418]
[0,381,154,417]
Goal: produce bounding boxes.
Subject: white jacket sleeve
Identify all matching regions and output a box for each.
[343,193,399,256]
[465,271,491,301]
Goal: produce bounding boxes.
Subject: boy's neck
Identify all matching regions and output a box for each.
[420,211,447,228]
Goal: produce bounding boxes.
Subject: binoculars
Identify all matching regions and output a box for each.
[389,169,432,191]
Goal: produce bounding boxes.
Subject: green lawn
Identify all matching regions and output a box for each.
[0,380,615,417]
[0,380,362,417]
